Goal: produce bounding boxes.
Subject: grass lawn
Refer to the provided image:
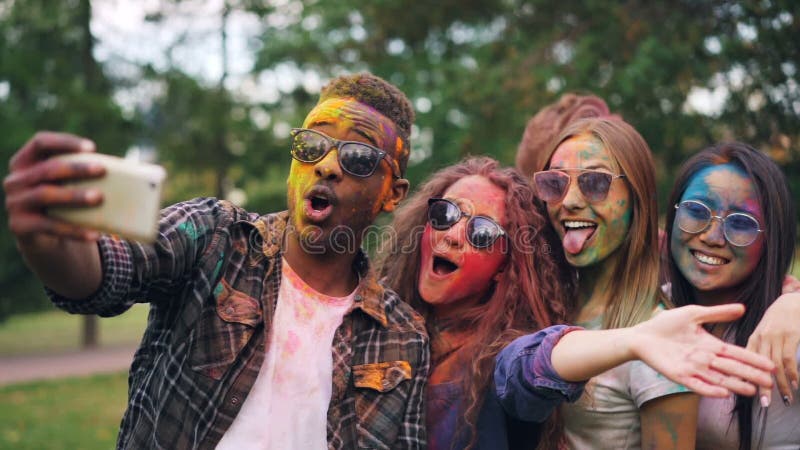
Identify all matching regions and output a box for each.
[0,304,149,356]
[0,372,128,450]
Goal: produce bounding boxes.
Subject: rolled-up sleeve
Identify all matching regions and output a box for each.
[47,234,135,316]
[494,325,586,423]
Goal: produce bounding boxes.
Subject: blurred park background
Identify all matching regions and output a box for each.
[0,0,798,448]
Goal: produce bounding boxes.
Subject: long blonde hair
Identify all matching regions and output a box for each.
[540,118,667,328]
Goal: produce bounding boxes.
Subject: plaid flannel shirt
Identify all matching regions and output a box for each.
[49,198,430,449]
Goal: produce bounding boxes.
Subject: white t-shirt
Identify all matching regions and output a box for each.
[697,341,800,450]
[216,259,355,450]
[562,310,692,450]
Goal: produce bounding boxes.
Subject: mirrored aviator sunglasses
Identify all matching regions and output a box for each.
[533,169,624,203]
[290,128,400,178]
[427,198,506,249]
[674,200,763,247]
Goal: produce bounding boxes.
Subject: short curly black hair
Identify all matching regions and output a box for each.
[319,72,414,176]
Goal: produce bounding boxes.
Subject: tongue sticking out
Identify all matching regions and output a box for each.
[563,228,595,255]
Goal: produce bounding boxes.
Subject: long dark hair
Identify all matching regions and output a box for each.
[378,156,576,449]
[665,142,796,450]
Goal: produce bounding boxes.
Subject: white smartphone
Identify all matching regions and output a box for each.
[46,153,167,243]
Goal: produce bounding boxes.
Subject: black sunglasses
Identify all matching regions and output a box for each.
[533,169,625,203]
[427,198,507,249]
[290,128,401,178]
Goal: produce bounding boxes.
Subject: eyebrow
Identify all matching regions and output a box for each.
[584,163,613,171]
[548,163,613,171]
[307,120,381,147]
[353,128,379,147]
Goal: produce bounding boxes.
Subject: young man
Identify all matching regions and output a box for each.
[4,73,429,449]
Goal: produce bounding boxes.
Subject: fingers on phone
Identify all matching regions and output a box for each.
[4,159,105,192]
[9,212,99,241]
[6,185,102,211]
[11,132,95,170]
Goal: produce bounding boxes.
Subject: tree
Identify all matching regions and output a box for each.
[0,0,136,326]
[250,0,799,204]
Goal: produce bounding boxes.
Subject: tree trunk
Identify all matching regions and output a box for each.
[82,315,98,348]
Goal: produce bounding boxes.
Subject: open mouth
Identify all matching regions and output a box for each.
[433,255,459,276]
[310,195,330,211]
[561,220,598,255]
[691,250,729,266]
[303,186,336,223]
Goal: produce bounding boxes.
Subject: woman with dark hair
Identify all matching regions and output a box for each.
[665,142,800,449]
[379,156,774,450]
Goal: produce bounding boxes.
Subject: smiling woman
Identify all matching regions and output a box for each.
[665,142,800,450]
[534,117,696,450]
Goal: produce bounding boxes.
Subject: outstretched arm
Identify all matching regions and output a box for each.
[551,303,774,397]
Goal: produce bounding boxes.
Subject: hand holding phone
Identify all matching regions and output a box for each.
[46,153,166,243]
[5,132,107,242]
[5,132,167,243]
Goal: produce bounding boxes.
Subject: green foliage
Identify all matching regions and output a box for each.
[251,0,799,203]
[1,0,798,321]
[0,0,136,321]
[0,372,128,449]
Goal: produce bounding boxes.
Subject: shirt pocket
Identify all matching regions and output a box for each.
[353,360,413,449]
[189,278,262,380]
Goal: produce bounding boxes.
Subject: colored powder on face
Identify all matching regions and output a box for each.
[670,163,765,295]
[303,98,406,161]
[547,134,631,267]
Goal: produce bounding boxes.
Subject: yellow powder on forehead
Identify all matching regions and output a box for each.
[302,98,354,128]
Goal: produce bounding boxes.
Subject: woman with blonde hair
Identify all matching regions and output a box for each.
[532,117,697,448]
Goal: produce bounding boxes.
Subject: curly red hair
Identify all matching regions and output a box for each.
[378,156,576,449]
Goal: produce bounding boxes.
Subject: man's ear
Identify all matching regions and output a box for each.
[381,178,409,213]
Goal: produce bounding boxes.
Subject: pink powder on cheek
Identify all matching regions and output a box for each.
[445,246,506,301]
